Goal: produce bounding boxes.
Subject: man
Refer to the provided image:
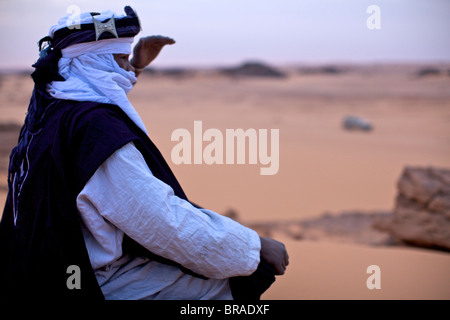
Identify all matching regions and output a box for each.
[0,6,288,300]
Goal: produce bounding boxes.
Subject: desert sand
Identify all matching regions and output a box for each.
[0,63,449,299]
[263,237,450,300]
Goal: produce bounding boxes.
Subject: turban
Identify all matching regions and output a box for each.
[32,6,141,84]
[31,6,147,134]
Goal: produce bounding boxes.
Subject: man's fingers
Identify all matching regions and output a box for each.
[277,264,286,275]
[141,35,175,45]
[152,37,175,46]
[163,38,176,45]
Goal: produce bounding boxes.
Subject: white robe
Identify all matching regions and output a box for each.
[76,142,261,299]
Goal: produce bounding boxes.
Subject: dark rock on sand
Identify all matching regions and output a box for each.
[242,210,395,247]
[416,67,442,77]
[298,65,344,75]
[220,61,286,78]
[342,115,373,132]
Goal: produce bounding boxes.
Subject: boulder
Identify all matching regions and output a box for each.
[342,115,373,132]
[376,166,450,251]
[416,67,441,77]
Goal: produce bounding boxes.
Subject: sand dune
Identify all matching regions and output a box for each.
[262,237,450,300]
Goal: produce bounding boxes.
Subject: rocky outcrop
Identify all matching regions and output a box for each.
[247,210,394,246]
[375,166,450,251]
[220,61,286,78]
[298,65,344,75]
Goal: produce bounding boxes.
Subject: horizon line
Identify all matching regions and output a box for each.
[1,59,450,74]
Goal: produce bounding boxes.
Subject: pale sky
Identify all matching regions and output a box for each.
[0,0,449,70]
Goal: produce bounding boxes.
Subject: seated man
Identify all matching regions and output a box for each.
[0,6,288,300]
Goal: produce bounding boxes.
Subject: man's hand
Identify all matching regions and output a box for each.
[130,35,175,76]
[260,237,289,275]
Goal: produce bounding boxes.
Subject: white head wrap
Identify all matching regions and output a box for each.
[46,10,147,134]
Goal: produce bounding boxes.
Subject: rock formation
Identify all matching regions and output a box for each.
[220,61,286,78]
[375,166,450,251]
